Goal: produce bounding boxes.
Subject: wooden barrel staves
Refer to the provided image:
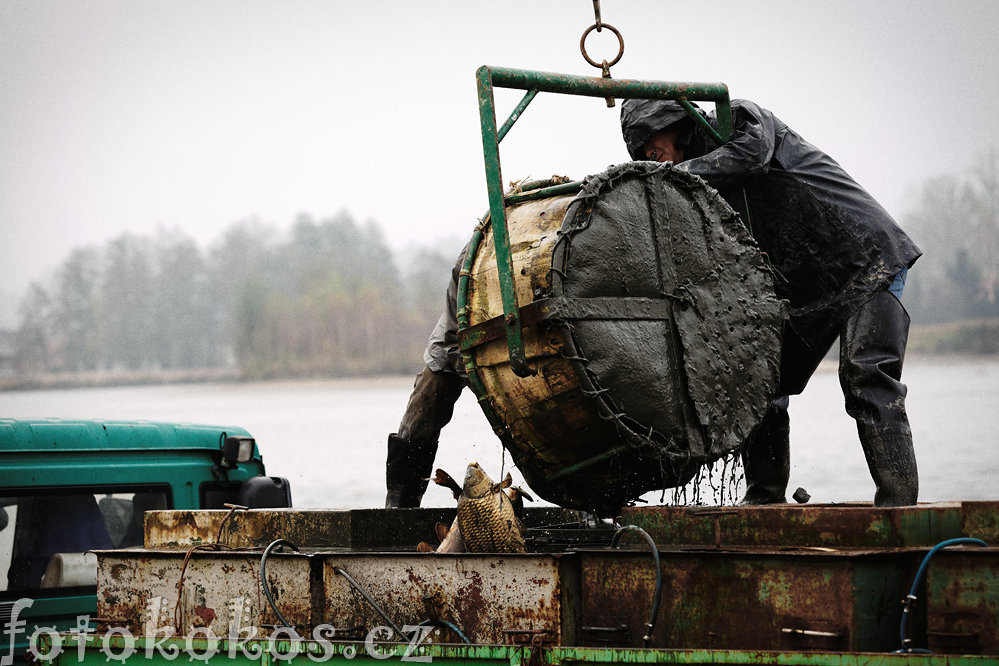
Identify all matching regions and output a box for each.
[458,162,786,516]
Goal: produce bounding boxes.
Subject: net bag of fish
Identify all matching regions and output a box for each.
[459,161,786,516]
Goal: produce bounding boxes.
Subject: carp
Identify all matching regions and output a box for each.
[457,463,526,553]
[418,464,527,554]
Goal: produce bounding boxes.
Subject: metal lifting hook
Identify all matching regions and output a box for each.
[580,0,624,107]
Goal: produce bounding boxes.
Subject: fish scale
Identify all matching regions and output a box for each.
[457,487,525,553]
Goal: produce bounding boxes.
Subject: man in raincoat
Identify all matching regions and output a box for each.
[620,98,921,506]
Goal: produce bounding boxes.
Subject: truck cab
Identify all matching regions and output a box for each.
[0,418,291,658]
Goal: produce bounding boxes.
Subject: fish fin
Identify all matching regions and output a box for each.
[437,516,466,553]
[491,472,513,494]
[435,521,450,543]
[508,486,533,522]
[434,468,463,500]
[416,542,435,553]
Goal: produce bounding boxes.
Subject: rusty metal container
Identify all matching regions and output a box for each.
[97,548,313,638]
[88,504,997,658]
[620,501,999,548]
[96,547,580,646]
[320,553,580,645]
[142,507,577,550]
[578,546,916,652]
[926,546,999,654]
[96,543,919,652]
[460,163,785,516]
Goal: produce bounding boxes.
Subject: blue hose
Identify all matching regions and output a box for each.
[897,537,988,653]
[417,619,472,645]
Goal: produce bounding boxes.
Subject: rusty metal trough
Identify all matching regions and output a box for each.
[90,502,998,657]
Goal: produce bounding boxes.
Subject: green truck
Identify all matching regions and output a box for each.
[0,418,291,660]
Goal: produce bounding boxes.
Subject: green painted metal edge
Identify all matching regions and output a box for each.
[482,66,733,141]
[456,212,511,442]
[498,89,538,143]
[38,636,997,666]
[0,418,256,454]
[0,424,265,494]
[476,66,532,377]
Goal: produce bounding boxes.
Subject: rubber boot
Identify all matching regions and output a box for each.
[740,395,791,504]
[385,434,434,508]
[385,367,465,508]
[840,290,918,507]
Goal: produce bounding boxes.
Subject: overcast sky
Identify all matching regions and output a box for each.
[2,1,998,325]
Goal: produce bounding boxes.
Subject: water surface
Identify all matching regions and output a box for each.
[1,357,995,509]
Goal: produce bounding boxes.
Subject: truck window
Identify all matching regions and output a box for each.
[0,488,168,594]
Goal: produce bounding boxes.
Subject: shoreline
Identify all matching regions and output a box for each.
[2,352,996,392]
[0,367,245,392]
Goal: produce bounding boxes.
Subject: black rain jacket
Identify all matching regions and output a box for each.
[620,98,922,351]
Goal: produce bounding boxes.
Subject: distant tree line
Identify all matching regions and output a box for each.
[901,149,999,324]
[12,211,459,378]
[8,150,999,379]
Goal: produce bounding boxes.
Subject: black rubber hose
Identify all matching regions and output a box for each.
[611,525,662,647]
[260,538,301,633]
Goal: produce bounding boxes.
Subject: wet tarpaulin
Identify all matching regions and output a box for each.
[463,162,787,516]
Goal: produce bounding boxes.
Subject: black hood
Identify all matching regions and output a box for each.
[620,98,704,160]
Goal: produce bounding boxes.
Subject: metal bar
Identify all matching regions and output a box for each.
[517,177,570,192]
[545,445,629,482]
[678,98,724,145]
[497,89,538,143]
[476,66,534,377]
[714,97,734,142]
[44,636,998,666]
[458,296,676,352]
[471,65,735,379]
[782,628,845,638]
[482,66,731,103]
[505,181,582,205]
[332,566,409,641]
[458,295,550,352]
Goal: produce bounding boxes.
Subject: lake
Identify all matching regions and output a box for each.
[1,356,996,509]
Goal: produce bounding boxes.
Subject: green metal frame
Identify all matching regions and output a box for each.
[38,635,998,666]
[463,66,734,378]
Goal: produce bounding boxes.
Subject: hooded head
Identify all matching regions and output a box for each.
[620,99,703,161]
